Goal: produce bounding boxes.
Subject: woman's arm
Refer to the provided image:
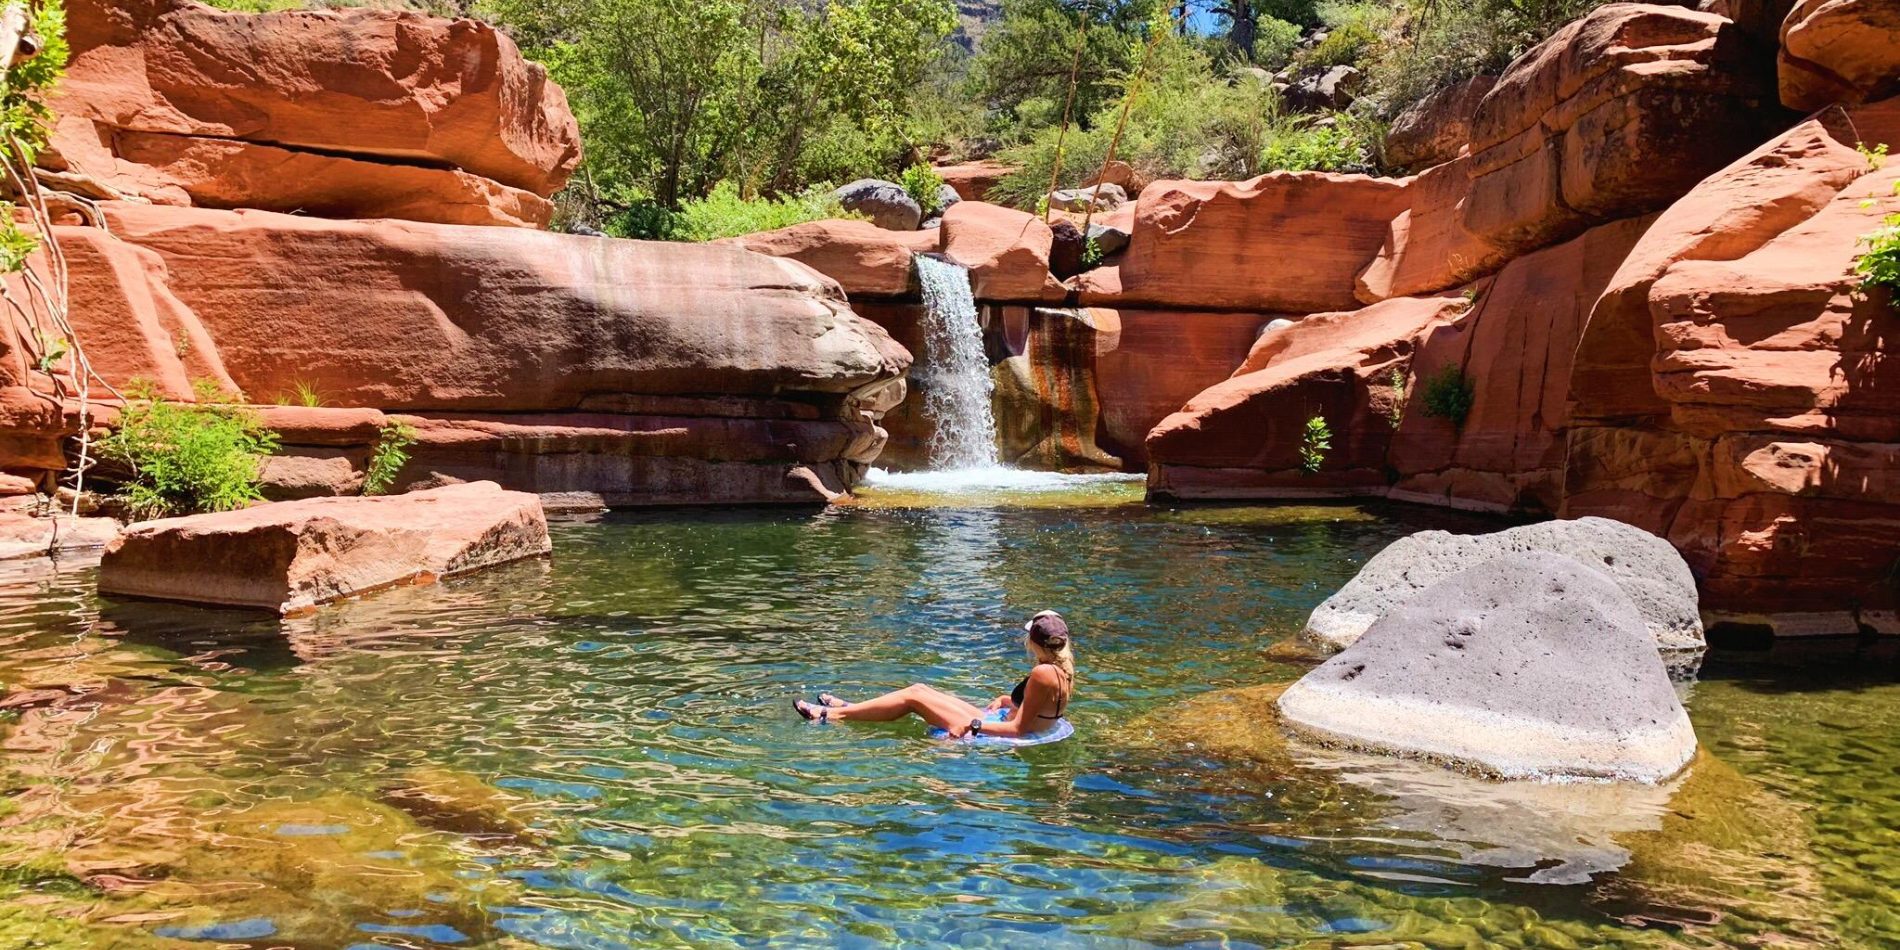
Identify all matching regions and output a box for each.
[979,667,1062,738]
[984,692,1014,713]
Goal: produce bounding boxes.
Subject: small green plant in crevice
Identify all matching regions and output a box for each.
[1420,364,1476,428]
[1859,141,1889,171]
[33,331,68,374]
[1081,235,1105,268]
[362,421,417,496]
[1462,286,1481,308]
[1855,212,1900,306]
[95,381,280,520]
[1384,366,1407,430]
[900,163,948,218]
[1300,414,1332,475]
[292,380,324,408]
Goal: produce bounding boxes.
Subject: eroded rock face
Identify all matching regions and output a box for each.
[1146,294,1470,499]
[1462,3,1777,255]
[1384,74,1496,172]
[939,201,1068,303]
[1109,173,1410,313]
[1565,97,1900,634]
[100,203,908,410]
[50,0,581,224]
[1359,3,1779,304]
[98,481,551,614]
[1306,517,1706,654]
[49,203,910,505]
[722,219,939,299]
[1779,0,1900,110]
[1279,551,1698,782]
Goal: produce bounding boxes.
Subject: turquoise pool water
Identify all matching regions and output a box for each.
[0,487,1893,947]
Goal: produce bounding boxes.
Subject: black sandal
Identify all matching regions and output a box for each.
[793,699,829,724]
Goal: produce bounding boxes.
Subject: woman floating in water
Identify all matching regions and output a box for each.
[796,610,1074,741]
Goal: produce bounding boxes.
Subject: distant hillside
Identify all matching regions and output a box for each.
[952,0,1003,51]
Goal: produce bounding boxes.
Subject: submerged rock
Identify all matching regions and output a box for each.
[1305,517,1705,655]
[1280,550,1698,781]
[98,481,551,614]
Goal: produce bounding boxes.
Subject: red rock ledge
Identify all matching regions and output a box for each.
[98,482,551,615]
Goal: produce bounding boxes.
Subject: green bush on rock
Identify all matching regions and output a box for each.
[1857,212,1900,306]
[900,163,949,217]
[363,421,417,496]
[96,382,280,520]
[1420,364,1474,428]
[1300,414,1332,474]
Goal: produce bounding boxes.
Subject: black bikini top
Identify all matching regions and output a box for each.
[1011,665,1071,720]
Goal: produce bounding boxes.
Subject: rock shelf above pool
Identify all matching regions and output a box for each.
[98,482,552,615]
[1279,551,1699,783]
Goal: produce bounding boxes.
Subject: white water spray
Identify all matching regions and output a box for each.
[913,255,1000,471]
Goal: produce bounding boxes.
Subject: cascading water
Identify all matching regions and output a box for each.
[913,254,1000,471]
[865,255,1141,495]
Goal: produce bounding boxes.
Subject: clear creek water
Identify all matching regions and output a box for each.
[0,483,1895,948]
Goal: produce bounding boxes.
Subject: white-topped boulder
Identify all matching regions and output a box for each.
[1305,517,1704,655]
[1279,551,1698,783]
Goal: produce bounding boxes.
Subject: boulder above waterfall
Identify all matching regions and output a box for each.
[834,179,924,231]
[98,482,552,614]
[1305,517,1705,656]
[1279,550,1698,782]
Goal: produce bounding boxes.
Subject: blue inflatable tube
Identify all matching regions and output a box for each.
[929,709,1074,748]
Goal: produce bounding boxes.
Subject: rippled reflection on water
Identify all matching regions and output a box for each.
[0,491,1895,948]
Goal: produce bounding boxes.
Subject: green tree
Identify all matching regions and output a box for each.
[483,0,954,210]
[967,0,1169,142]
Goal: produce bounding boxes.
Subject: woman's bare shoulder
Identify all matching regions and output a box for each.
[1028,664,1065,687]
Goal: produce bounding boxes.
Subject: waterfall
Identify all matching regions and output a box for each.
[913,255,1000,471]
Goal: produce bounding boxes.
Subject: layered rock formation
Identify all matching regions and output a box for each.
[1566,98,1900,634]
[47,0,581,226]
[1135,1,1900,634]
[9,0,911,509]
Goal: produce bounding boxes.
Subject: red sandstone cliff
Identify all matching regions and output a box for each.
[7,0,912,508]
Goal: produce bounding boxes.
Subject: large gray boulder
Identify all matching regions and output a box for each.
[1279,551,1698,782]
[834,179,922,231]
[1306,517,1704,655]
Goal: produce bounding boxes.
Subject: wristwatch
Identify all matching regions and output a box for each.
[968,718,984,737]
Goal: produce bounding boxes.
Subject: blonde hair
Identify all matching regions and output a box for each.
[1023,611,1076,682]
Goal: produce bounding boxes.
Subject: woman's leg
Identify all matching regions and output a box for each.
[830,684,983,730]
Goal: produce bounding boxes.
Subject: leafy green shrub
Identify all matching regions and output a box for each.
[362,421,417,496]
[900,163,949,217]
[1855,212,1900,306]
[96,383,281,520]
[608,182,856,242]
[1253,16,1304,70]
[1420,364,1475,427]
[1306,18,1378,68]
[1300,414,1332,474]
[988,36,1378,211]
[0,0,68,276]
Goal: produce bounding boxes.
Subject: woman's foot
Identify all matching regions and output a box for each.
[793,699,829,723]
[818,693,849,708]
